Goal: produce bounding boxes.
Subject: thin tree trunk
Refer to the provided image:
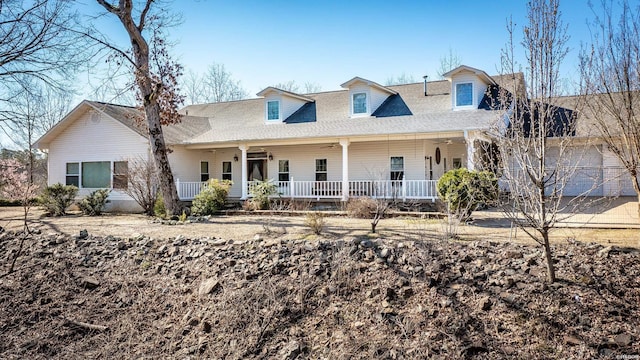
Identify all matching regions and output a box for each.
[542,231,556,283]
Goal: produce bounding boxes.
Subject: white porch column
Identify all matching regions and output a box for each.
[464,130,476,171]
[239,144,248,199]
[340,139,350,201]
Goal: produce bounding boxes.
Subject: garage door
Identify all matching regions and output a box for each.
[549,145,603,196]
[565,145,603,196]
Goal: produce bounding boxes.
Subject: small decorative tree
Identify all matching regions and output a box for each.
[0,159,40,273]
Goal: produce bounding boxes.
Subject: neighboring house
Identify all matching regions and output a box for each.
[35,65,634,212]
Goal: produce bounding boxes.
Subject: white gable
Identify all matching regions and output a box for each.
[256,87,313,123]
[340,77,396,117]
[443,65,496,110]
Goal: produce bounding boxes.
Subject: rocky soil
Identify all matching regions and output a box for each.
[0,226,638,359]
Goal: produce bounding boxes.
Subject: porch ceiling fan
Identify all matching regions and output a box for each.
[433,139,454,145]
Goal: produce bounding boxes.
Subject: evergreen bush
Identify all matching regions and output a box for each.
[77,189,110,216]
[191,179,232,216]
[39,183,78,216]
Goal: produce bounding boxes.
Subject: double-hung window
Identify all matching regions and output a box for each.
[315,159,327,181]
[200,161,209,181]
[352,92,367,114]
[66,163,79,187]
[278,160,290,181]
[113,161,128,189]
[222,161,232,181]
[455,83,473,107]
[390,156,404,181]
[267,100,280,121]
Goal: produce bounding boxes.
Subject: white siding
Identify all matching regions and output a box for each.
[348,141,425,180]
[423,140,468,178]
[266,144,343,181]
[47,109,148,204]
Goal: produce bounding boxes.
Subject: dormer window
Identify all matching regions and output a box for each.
[455,83,473,107]
[267,100,280,121]
[352,93,367,114]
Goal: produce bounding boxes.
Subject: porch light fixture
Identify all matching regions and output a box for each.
[233,154,239,162]
[268,153,273,161]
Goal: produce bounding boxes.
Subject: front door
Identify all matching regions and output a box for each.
[248,159,266,181]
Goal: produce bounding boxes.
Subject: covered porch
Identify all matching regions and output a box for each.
[172,131,491,203]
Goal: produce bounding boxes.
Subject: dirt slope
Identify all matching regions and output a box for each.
[0,227,638,359]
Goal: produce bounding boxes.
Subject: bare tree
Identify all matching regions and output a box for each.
[182,63,248,105]
[182,70,206,105]
[303,81,322,93]
[121,156,158,215]
[202,63,248,102]
[490,0,588,283]
[271,80,322,94]
[95,0,183,215]
[272,80,299,92]
[0,0,86,92]
[0,0,87,133]
[581,0,640,217]
[385,73,416,86]
[437,48,462,79]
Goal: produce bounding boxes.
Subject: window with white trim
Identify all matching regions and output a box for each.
[267,100,280,121]
[278,160,289,181]
[222,161,232,181]
[315,159,327,181]
[82,161,110,188]
[200,161,209,181]
[113,161,128,189]
[390,156,404,180]
[352,92,367,114]
[66,162,79,187]
[455,83,473,107]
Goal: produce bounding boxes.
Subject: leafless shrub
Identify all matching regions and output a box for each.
[122,156,159,215]
[270,198,312,211]
[346,197,376,218]
[304,212,325,235]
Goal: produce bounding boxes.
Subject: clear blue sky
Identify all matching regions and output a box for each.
[84,0,596,97]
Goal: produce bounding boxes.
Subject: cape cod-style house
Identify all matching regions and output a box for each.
[35,65,634,212]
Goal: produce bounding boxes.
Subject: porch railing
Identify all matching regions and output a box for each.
[176,178,439,201]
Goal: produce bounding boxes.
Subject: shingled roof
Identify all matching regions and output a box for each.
[38,71,527,150]
[178,79,501,145]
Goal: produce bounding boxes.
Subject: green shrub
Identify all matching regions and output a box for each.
[77,189,110,216]
[192,179,232,216]
[154,193,167,218]
[248,179,277,210]
[436,168,498,220]
[40,183,78,216]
